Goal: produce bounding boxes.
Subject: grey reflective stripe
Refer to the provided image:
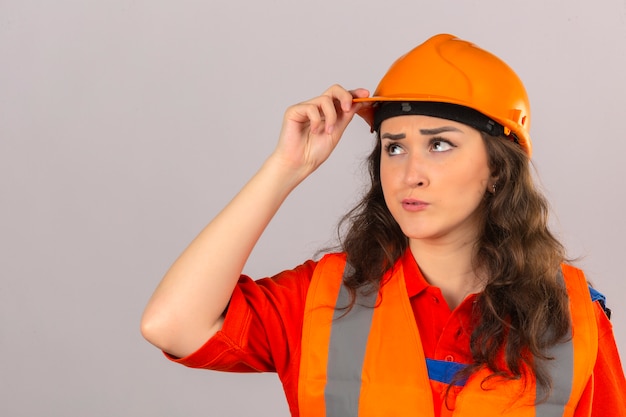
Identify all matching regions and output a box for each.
[325,264,378,417]
[535,268,574,416]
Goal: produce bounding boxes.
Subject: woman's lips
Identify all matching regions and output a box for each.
[402,198,429,212]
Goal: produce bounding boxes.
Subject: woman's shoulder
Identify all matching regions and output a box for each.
[559,263,612,319]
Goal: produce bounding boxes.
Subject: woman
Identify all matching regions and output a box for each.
[141,34,626,416]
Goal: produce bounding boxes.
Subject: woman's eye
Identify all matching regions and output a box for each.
[430,139,455,152]
[386,143,404,155]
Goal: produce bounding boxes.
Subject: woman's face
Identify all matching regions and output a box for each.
[379,115,493,247]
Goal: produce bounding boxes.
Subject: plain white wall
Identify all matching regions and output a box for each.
[1,1,625,416]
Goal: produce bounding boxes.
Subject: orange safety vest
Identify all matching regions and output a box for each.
[298,253,598,417]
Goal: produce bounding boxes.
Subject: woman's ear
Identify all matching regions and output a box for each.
[488,176,499,194]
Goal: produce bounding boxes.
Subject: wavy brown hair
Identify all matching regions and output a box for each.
[337,132,571,399]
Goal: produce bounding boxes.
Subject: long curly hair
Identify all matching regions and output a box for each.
[337,132,571,398]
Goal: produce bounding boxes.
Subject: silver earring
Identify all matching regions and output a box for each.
[492,183,497,193]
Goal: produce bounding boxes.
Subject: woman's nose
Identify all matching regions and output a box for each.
[404,155,429,188]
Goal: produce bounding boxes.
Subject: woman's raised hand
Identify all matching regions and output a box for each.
[271,85,370,179]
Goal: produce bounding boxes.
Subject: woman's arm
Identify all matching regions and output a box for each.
[140,85,370,358]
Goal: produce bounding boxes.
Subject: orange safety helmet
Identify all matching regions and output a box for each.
[355,34,532,155]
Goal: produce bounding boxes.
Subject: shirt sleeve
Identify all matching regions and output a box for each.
[165,260,316,377]
[590,301,626,416]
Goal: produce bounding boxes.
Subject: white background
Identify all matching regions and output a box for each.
[1,1,625,416]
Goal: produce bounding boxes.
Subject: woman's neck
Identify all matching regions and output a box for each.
[409,238,486,310]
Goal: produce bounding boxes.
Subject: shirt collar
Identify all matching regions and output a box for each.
[401,247,430,298]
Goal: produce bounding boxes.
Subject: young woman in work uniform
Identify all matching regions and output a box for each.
[141,34,626,416]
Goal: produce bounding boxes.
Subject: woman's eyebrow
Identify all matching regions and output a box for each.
[381,126,462,139]
[419,126,462,135]
[381,133,406,140]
